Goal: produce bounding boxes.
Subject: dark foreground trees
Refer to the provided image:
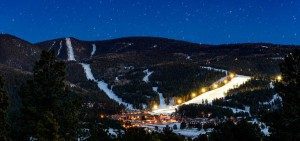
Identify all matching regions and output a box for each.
[193,120,262,141]
[266,49,300,141]
[118,127,185,141]
[0,75,9,140]
[19,51,81,140]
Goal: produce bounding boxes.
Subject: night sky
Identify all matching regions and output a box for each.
[0,0,299,44]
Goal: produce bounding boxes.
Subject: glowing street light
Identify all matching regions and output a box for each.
[229,73,235,78]
[276,75,282,82]
[152,104,158,110]
[191,92,197,98]
[201,88,207,93]
[177,99,182,104]
[213,84,218,89]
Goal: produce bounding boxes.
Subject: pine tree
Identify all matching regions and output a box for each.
[20,51,81,140]
[271,49,300,140]
[209,120,262,141]
[0,75,9,140]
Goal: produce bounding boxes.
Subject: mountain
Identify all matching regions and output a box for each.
[0,34,298,109]
[0,34,41,71]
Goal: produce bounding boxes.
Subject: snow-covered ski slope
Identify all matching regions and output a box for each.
[66,38,76,61]
[151,75,251,114]
[153,87,167,108]
[80,63,134,110]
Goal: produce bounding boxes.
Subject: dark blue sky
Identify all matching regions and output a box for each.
[0,0,299,44]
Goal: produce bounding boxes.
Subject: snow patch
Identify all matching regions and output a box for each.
[65,38,76,61]
[269,82,274,89]
[174,128,205,139]
[249,118,270,136]
[143,123,206,139]
[222,106,251,116]
[108,128,118,136]
[48,41,56,51]
[91,44,96,57]
[80,63,134,110]
[143,69,153,83]
[271,57,284,60]
[262,94,282,105]
[186,55,191,60]
[200,66,228,75]
[124,66,134,70]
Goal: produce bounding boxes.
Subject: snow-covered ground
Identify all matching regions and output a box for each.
[249,118,270,136]
[108,128,118,137]
[186,55,191,60]
[143,69,153,83]
[174,128,206,139]
[153,87,167,108]
[151,75,251,114]
[91,44,96,57]
[222,106,251,116]
[143,123,207,139]
[271,57,284,60]
[200,66,228,75]
[57,41,63,56]
[261,94,282,105]
[66,38,76,61]
[80,63,134,110]
[48,41,56,51]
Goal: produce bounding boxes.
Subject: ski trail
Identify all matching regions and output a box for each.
[91,44,96,57]
[153,87,167,108]
[66,38,76,61]
[151,75,251,114]
[57,41,63,56]
[80,63,134,110]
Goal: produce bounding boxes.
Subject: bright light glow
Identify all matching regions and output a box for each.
[223,79,228,84]
[201,88,207,93]
[276,75,282,81]
[229,73,235,78]
[152,104,158,110]
[191,92,197,98]
[177,99,182,104]
[213,84,218,89]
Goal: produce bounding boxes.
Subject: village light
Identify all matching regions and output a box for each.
[229,73,235,78]
[100,114,104,118]
[276,75,282,82]
[223,79,228,84]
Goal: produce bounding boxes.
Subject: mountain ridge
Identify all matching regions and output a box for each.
[0,33,298,108]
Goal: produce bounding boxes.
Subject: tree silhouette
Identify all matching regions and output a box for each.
[20,51,81,140]
[270,49,300,141]
[0,75,9,140]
